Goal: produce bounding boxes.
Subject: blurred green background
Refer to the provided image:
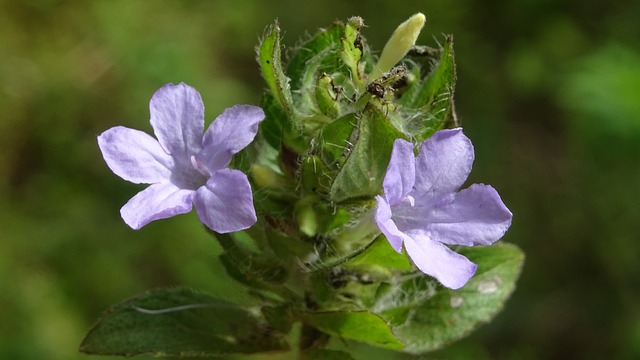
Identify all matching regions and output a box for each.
[1,0,639,359]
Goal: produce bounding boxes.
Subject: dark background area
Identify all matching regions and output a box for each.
[1,0,639,359]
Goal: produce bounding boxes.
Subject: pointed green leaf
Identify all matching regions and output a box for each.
[260,92,290,149]
[300,310,403,350]
[398,36,458,140]
[346,235,412,273]
[259,92,288,150]
[80,288,289,356]
[258,21,293,115]
[286,23,345,116]
[258,30,309,153]
[320,113,357,169]
[287,23,344,90]
[216,231,290,301]
[374,243,524,354]
[330,104,404,202]
[340,17,365,88]
[415,36,456,109]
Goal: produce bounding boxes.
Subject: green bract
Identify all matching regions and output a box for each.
[82,15,523,358]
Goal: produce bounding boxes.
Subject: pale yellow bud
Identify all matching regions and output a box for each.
[371,13,426,80]
[251,164,286,190]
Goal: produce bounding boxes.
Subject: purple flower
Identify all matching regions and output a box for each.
[98,83,265,233]
[375,129,512,289]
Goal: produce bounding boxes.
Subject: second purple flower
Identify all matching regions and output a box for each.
[375,129,513,289]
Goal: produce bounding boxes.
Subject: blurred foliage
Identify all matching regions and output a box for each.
[1,0,639,359]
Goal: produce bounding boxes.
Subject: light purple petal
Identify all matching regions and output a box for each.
[417,184,512,246]
[194,105,265,173]
[149,83,204,161]
[374,196,405,253]
[404,230,477,289]
[414,128,474,196]
[98,126,173,184]
[120,183,195,229]
[193,168,257,233]
[382,139,416,206]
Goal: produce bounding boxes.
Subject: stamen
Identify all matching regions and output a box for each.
[190,155,210,177]
[403,195,415,207]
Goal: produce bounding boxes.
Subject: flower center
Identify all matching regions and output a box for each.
[169,156,209,190]
[190,155,211,177]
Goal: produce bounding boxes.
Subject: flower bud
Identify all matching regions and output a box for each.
[371,13,426,80]
[251,164,287,190]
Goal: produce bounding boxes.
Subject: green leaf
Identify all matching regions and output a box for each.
[319,113,357,170]
[258,23,312,153]
[80,288,289,356]
[287,24,345,117]
[258,21,293,115]
[375,243,524,354]
[340,17,365,88]
[259,92,288,150]
[398,36,458,140]
[216,231,290,301]
[330,104,404,202]
[346,235,412,273]
[300,310,403,350]
[287,23,344,90]
[259,35,308,153]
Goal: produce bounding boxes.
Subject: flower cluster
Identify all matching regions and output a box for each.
[98,83,511,289]
[86,14,524,358]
